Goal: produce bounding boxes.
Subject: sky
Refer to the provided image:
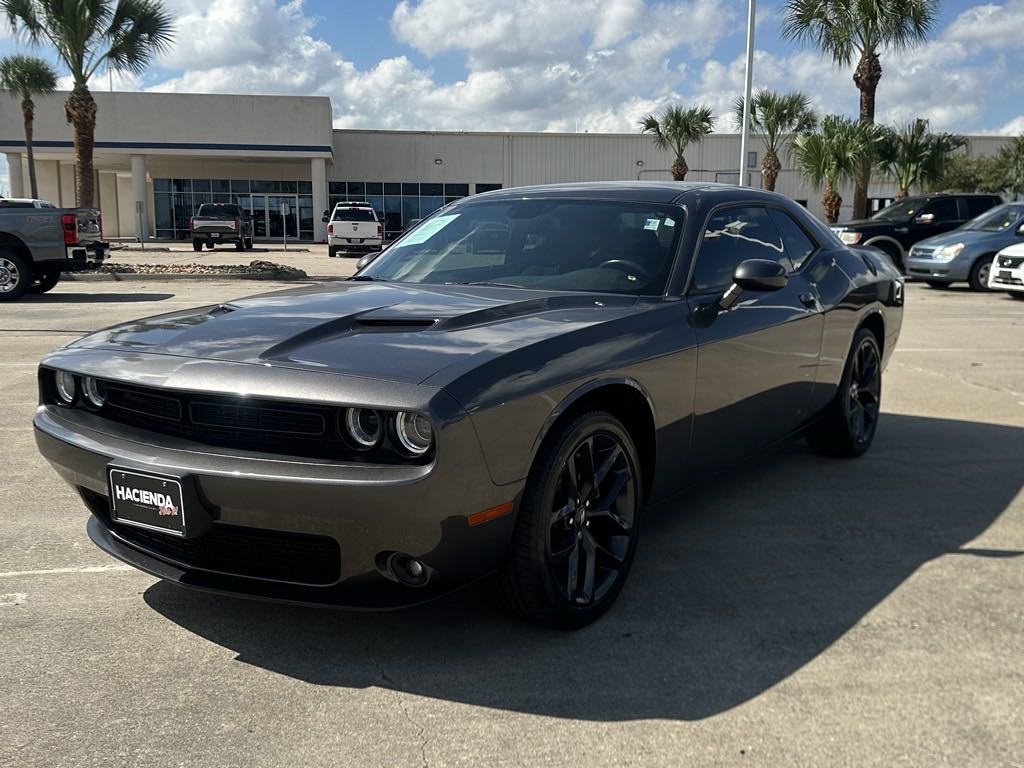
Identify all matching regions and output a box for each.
[2,0,1023,194]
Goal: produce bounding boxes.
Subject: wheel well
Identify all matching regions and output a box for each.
[972,252,997,272]
[537,384,656,502]
[859,312,885,358]
[0,232,32,264]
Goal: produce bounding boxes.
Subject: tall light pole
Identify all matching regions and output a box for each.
[737,0,756,186]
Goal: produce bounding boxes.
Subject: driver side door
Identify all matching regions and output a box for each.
[687,205,824,469]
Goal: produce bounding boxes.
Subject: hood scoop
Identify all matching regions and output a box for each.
[258,309,439,362]
[353,317,438,330]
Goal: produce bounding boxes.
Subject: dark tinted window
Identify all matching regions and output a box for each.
[444,183,469,196]
[767,208,817,269]
[965,196,1000,218]
[476,183,502,193]
[197,204,242,217]
[384,183,401,195]
[0,200,34,208]
[692,206,786,292]
[365,182,383,195]
[924,198,959,221]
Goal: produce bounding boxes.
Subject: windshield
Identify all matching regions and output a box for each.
[361,198,683,295]
[963,203,1024,232]
[871,199,927,221]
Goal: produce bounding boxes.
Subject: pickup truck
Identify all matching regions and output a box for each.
[323,202,382,257]
[0,203,106,300]
[190,203,254,251]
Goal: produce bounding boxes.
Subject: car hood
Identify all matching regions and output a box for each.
[913,228,1015,250]
[70,282,642,384]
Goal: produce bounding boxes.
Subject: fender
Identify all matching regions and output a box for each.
[862,235,906,261]
[530,375,657,457]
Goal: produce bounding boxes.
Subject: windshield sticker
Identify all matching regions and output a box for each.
[643,218,661,231]
[664,218,675,227]
[401,214,460,245]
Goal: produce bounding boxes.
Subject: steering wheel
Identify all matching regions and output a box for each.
[597,259,653,281]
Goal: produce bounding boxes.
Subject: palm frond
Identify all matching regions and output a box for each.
[0,53,57,98]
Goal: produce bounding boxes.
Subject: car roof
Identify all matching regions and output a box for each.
[470,181,790,205]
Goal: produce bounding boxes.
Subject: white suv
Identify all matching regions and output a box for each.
[325,202,383,258]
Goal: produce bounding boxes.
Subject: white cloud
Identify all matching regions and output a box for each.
[130,0,1020,136]
[997,115,1024,135]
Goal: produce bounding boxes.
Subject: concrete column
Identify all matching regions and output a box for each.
[130,155,149,241]
[311,157,327,242]
[7,153,24,198]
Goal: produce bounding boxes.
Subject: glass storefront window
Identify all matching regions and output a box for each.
[298,180,312,194]
[444,183,469,196]
[402,183,419,196]
[347,182,365,197]
[420,196,443,216]
[192,179,212,194]
[211,179,230,193]
[329,181,346,195]
[230,179,251,194]
[170,179,191,193]
[475,183,502,193]
[420,183,443,196]
[384,195,402,236]
[384,182,401,195]
[366,182,383,195]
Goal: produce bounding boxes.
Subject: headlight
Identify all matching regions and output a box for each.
[83,377,106,408]
[839,231,863,245]
[344,408,383,448]
[935,243,965,261]
[54,371,76,404]
[394,411,433,456]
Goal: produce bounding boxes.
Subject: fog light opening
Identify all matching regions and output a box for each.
[380,551,432,587]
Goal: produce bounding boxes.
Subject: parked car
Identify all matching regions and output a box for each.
[324,201,383,257]
[906,202,1024,291]
[0,203,106,300]
[190,203,254,252]
[34,182,903,628]
[0,197,57,208]
[988,241,1024,299]
[830,193,1002,272]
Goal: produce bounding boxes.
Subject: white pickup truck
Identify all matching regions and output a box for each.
[324,202,382,258]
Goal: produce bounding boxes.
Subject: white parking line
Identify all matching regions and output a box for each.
[1,593,27,606]
[897,348,1024,353]
[0,563,133,578]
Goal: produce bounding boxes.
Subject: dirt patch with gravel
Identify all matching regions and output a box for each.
[96,260,308,278]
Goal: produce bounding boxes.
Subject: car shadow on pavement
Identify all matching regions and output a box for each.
[23,292,176,303]
[144,413,1023,721]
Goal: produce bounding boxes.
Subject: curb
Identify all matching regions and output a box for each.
[62,271,339,282]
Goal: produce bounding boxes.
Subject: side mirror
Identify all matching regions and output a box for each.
[321,215,329,223]
[356,251,382,270]
[914,213,935,224]
[720,259,788,310]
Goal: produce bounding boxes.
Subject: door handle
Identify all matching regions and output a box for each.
[799,292,818,308]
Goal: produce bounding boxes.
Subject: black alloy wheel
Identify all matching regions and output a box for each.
[502,411,641,628]
[846,335,882,448]
[807,327,883,458]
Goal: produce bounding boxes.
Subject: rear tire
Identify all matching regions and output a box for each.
[501,411,642,629]
[29,270,61,294]
[807,328,882,458]
[0,250,30,301]
[328,245,339,258]
[206,242,215,250]
[968,256,994,292]
[192,240,203,252]
[925,281,948,289]
[1011,292,1024,301]
[245,236,254,250]
[234,239,244,251]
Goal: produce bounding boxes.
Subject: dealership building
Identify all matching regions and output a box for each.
[0,91,1014,243]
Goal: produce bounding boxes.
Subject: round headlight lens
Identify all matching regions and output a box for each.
[83,377,106,408]
[395,411,433,456]
[55,371,76,404]
[344,408,383,448]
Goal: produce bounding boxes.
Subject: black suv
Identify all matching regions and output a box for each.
[829,193,1003,272]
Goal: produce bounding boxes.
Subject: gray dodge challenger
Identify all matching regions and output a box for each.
[34,182,904,628]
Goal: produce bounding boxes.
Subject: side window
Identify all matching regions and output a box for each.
[924,198,959,222]
[767,209,817,270]
[964,197,997,218]
[691,206,787,293]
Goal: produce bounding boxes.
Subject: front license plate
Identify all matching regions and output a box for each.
[108,468,186,537]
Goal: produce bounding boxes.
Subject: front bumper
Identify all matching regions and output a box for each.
[34,401,520,608]
[988,259,1024,293]
[905,254,970,282]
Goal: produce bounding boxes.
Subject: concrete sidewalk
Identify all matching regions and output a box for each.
[107,241,358,278]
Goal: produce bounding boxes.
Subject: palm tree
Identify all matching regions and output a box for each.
[732,89,816,191]
[997,134,1024,201]
[781,0,938,218]
[875,119,966,199]
[792,115,880,224]
[0,54,56,199]
[1,0,173,207]
[639,105,716,181]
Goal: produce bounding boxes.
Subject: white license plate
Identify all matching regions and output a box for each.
[348,238,362,244]
[210,233,220,238]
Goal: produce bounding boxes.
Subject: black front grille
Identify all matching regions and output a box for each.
[98,382,350,461]
[83,489,340,585]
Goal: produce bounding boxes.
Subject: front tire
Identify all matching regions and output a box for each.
[501,411,642,629]
[192,239,203,252]
[30,270,61,294]
[0,250,30,301]
[926,281,948,289]
[968,256,994,292]
[234,239,244,251]
[807,327,882,458]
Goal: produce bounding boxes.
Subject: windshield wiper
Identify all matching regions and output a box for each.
[453,281,523,289]
[348,275,385,281]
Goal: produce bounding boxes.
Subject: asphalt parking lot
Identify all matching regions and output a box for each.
[1,280,1021,767]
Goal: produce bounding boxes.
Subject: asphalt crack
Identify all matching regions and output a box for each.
[364,632,429,767]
